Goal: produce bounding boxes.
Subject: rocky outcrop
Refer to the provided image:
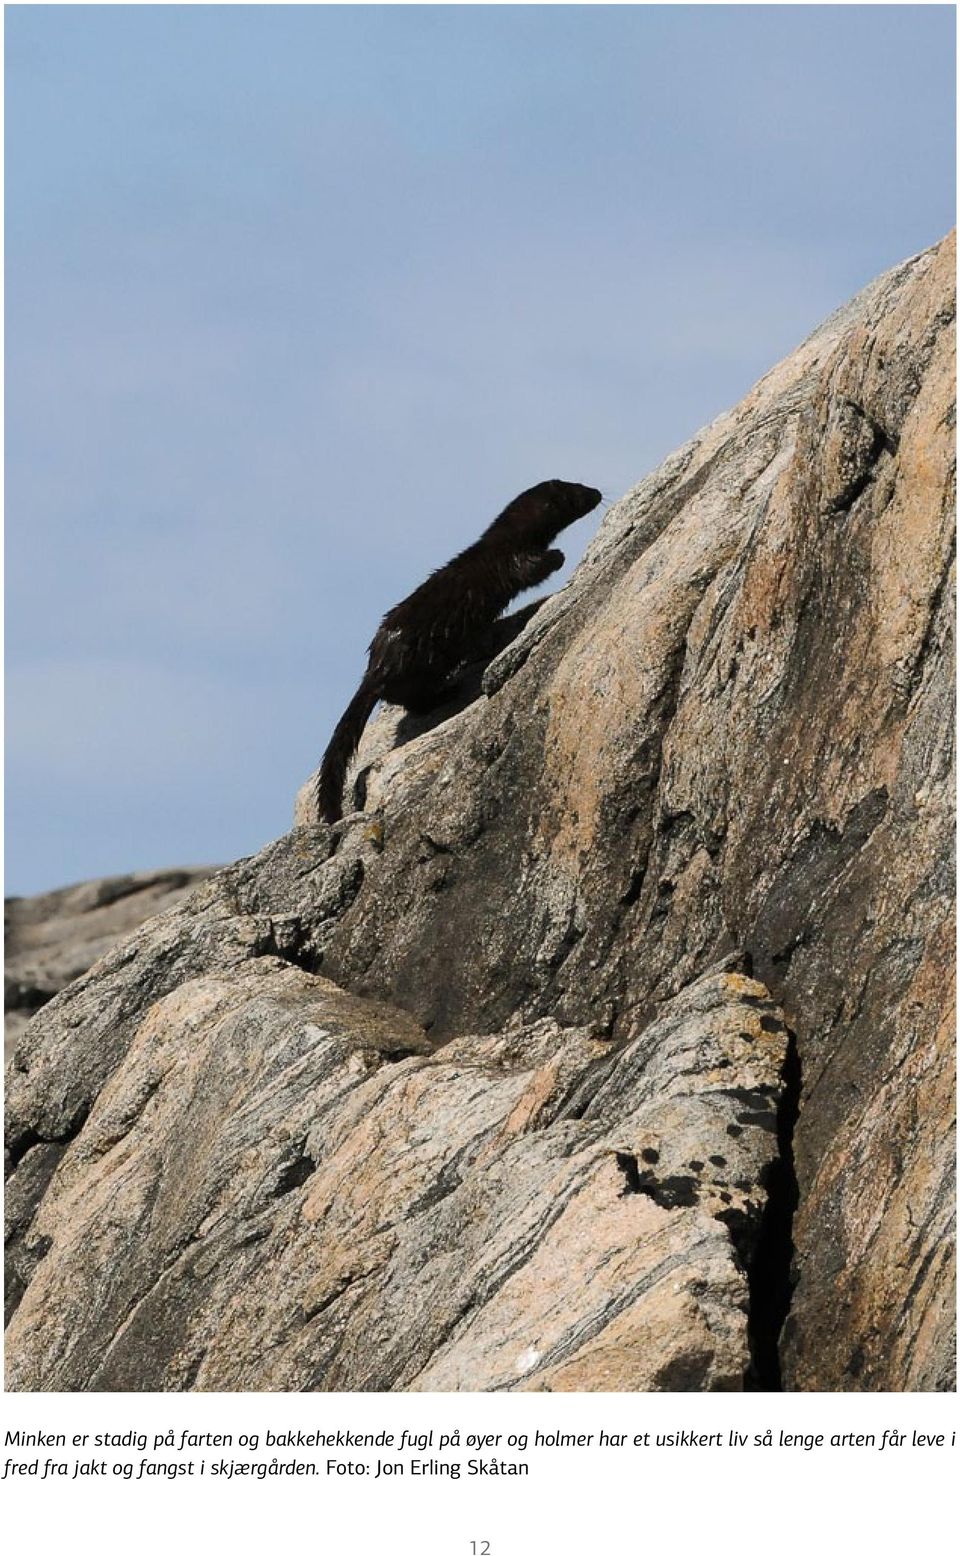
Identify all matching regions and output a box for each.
[5,234,954,1391]
[6,964,788,1391]
[5,869,216,1056]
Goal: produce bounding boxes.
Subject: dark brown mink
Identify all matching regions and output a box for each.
[317,478,602,822]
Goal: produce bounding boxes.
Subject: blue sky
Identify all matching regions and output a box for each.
[5,4,955,894]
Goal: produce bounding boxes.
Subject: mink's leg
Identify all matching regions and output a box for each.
[521,548,565,587]
[386,668,461,715]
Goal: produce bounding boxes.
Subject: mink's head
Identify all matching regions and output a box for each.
[490,480,603,546]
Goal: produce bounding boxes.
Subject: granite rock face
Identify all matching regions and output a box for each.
[4,870,216,1058]
[6,964,786,1391]
[5,234,955,1391]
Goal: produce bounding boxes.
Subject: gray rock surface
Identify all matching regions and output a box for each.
[5,234,955,1391]
[7,963,785,1391]
[5,869,216,1057]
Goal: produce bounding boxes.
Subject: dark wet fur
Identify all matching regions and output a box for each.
[317,479,602,822]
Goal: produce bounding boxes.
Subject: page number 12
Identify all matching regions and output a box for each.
[470,1544,490,1555]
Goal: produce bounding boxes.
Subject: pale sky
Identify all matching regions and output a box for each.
[5,3,955,894]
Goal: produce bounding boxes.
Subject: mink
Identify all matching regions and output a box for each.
[317,479,602,822]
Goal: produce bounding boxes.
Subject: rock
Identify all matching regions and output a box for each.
[6,963,784,1391]
[5,868,216,1057]
[5,234,954,1391]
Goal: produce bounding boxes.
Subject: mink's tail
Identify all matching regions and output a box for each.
[317,677,381,823]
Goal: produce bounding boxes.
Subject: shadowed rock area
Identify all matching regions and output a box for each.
[5,235,955,1391]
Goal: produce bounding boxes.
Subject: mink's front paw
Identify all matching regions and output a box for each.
[544,548,564,573]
